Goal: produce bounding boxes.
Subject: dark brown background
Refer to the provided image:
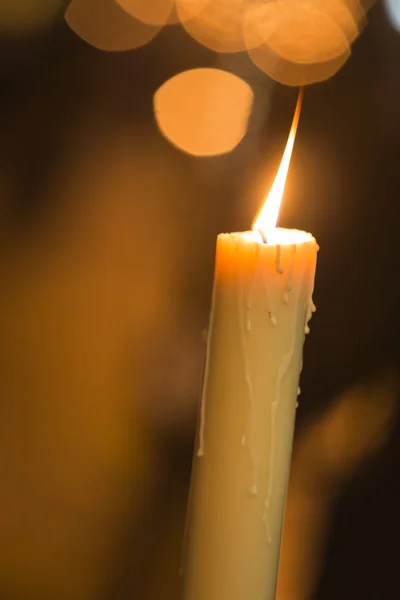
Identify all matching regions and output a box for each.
[0,1,399,599]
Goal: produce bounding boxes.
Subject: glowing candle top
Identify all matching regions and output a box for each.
[252,89,304,245]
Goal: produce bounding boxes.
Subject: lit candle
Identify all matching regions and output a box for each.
[182,90,318,600]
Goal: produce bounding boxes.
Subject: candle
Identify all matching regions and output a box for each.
[182,91,318,600]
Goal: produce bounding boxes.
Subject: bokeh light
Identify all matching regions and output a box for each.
[177,0,257,53]
[248,43,350,87]
[246,2,351,65]
[176,0,365,79]
[65,0,161,52]
[244,2,352,87]
[324,0,365,42]
[115,0,210,26]
[64,0,370,85]
[0,0,62,33]
[154,68,253,156]
[384,0,400,33]
[115,0,175,26]
[174,0,210,18]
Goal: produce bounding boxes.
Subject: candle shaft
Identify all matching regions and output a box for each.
[182,229,318,600]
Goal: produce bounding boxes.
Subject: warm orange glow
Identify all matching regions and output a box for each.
[253,89,303,241]
[116,0,174,26]
[64,0,369,86]
[245,1,356,65]
[177,0,253,53]
[154,68,253,157]
[65,0,161,52]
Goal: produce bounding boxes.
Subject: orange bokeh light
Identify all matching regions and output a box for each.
[64,0,370,86]
[65,0,161,52]
[154,68,253,157]
[177,0,262,53]
[248,41,350,87]
[115,0,175,26]
[245,1,351,65]
[242,0,357,85]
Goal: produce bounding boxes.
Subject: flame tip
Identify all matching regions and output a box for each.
[253,89,303,238]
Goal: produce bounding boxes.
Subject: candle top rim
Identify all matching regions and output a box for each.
[225,228,315,246]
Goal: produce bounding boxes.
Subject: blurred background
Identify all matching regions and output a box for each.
[0,1,399,599]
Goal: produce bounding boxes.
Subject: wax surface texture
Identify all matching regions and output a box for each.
[183,228,318,600]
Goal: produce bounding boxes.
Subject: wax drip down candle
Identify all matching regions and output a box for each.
[182,90,318,600]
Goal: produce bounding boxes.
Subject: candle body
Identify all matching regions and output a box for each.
[183,229,318,600]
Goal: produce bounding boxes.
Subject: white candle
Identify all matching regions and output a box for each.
[182,91,318,600]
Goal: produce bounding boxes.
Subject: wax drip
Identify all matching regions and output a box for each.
[262,497,272,544]
[263,255,307,544]
[238,245,259,495]
[283,246,296,304]
[257,228,268,244]
[257,241,278,325]
[261,278,277,325]
[304,252,317,334]
[305,298,317,326]
[246,300,252,332]
[275,245,284,274]
[287,244,297,292]
[197,263,218,457]
[268,311,277,326]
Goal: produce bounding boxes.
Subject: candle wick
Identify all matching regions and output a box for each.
[256,229,268,244]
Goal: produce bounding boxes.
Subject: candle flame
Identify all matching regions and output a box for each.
[253,88,303,240]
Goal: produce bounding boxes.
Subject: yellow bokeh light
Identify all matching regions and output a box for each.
[65,0,161,52]
[154,68,253,156]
